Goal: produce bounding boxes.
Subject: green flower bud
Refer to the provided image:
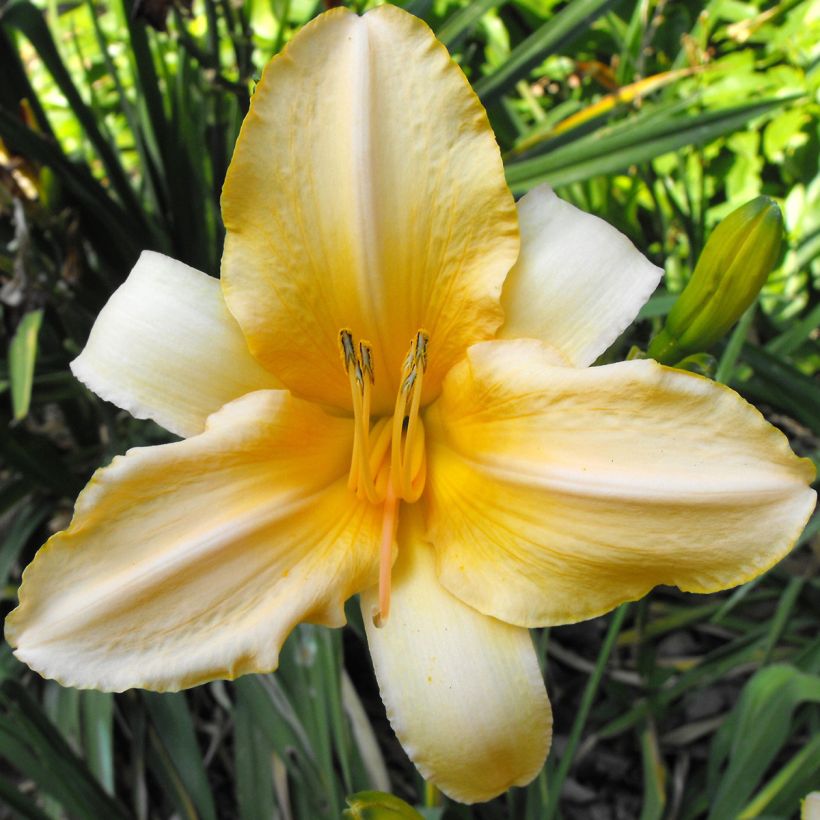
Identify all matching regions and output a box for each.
[648,196,783,365]
[343,791,424,820]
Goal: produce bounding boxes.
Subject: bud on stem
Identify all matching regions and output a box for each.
[648,196,783,365]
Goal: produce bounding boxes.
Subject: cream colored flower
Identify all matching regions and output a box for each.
[5,5,815,804]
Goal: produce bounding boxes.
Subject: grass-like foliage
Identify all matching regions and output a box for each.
[0,0,818,817]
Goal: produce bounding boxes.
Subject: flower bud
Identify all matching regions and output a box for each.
[648,196,783,365]
[343,791,423,819]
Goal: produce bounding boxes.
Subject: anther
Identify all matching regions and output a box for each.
[414,330,429,370]
[339,329,380,504]
[339,329,357,371]
[359,341,374,384]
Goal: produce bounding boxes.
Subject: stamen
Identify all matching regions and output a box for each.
[390,343,415,492]
[339,328,357,371]
[340,330,379,503]
[359,341,374,385]
[414,330,429,370]
[339,329,429,508]
[340,330,362,492]
[389,331,429,500]
[401,334,427,498]
[367,418,393,488]
[401,423,426,503]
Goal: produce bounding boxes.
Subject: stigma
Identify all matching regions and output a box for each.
[339,328,429,627]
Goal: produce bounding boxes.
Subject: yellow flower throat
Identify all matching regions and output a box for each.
[339,328,429,627]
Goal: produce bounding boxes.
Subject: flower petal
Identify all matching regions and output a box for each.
[499,185,663,366]
[221,6,518,414]
[361,507,551,804]
[72,251,280,438]
[425,339,816,626]
[6,390,381,691]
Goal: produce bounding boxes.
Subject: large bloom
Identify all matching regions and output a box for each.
[5,5,815,805]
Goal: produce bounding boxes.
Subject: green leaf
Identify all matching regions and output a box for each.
[714,304,756,384]
[234,687,276,820]
[142,692,217,820]
[706,665,820,820]
[343,791,424,820]
[738,731,820,818]
[0,773,52,820]
[8,309,43,422]
[736,343,820,434]
[0,498,50,583]
[81,691,115,796]
[0,681,131,820]
[232,675,328,811]
[341,670,390,793]
[639,723,667,820]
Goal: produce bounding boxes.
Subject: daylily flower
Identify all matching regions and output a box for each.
[5,4,816,805]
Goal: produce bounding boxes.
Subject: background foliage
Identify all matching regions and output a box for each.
[0,0,818,817]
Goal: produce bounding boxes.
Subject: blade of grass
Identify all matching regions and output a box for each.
[318,630,353,793]
[474,0,616,102]
[84,0,163,221]
[233,675,328,810]
[0,108,139,269]
[0,499,50,583]
[436,0,502,47]
[736,343,820,434]
[766,301,820,356]
[639,722,666,820]
[340,670,390,793]
[706,665,820,819]
[505,98,795,193]
[0,681,130,819]
[760,576,805,666]
[81,691,115,796]
[544,605,629,819]
[511,66,704,156]
[145,724,199,820]
[282,626,342,816]
[600,632,770,741]
[740,730,820,817]
[142,692,217,820]
[234,689,276,820]
[0,774,52,820]
[714,303,756,384]
[0,29,54,136]
[1,0,150,236]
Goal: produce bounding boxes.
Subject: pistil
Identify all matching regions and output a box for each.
[374,479,399,628]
